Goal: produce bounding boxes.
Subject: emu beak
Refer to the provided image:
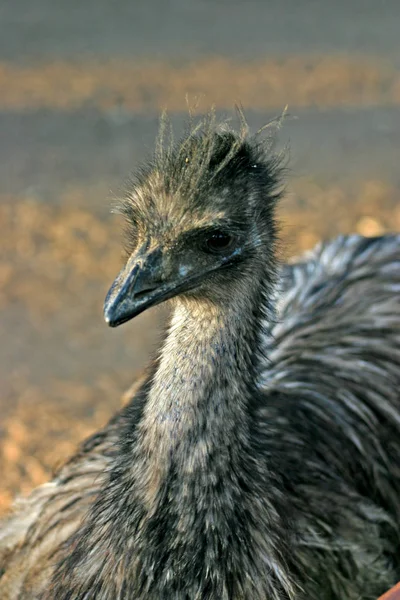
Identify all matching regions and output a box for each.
[104,248,169,327]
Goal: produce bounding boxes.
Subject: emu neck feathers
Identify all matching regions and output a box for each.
[140,294,265,457]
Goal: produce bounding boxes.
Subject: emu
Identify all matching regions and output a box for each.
[0,112,400,599]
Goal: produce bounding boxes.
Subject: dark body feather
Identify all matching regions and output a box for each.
[0,114,399,599]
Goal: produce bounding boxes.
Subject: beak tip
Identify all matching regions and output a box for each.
[104,314,120,328]
[104,292,132,328]
[103,297,118,327]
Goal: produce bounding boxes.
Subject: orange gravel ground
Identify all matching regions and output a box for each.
[0,57,400,112]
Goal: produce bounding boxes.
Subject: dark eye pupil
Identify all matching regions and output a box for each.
[206,231,233,252]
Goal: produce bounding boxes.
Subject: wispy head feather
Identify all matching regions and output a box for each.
[115,107,287,256]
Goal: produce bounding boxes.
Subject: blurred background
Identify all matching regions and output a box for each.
[1,0,400,513]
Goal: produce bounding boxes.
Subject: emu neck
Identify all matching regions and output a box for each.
[139,286,267,473]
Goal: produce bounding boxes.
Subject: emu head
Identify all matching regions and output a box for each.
[104,113,284,327]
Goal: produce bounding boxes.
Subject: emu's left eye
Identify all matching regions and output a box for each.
[205,231,234,253]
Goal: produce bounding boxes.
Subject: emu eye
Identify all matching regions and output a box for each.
[205,231,234,253]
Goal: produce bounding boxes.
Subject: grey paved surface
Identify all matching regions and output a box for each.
[2,107,400,206]
[1,0,400,62]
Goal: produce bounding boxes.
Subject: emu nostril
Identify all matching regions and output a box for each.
[134,284,159,298]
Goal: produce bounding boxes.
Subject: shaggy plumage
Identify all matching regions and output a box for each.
[0,111,399,599]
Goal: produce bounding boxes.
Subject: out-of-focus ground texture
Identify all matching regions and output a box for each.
[1,0,400,513]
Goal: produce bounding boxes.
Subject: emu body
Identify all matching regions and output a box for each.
[0,115,399,599]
